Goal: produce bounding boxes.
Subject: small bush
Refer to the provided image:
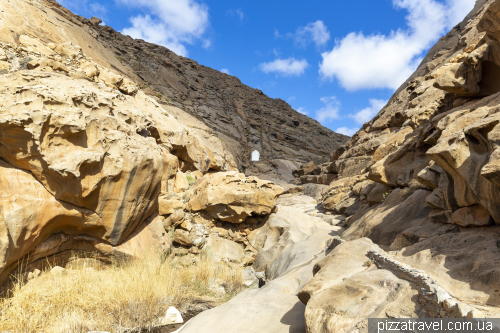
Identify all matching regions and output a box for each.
[186,175,196,187]
[382,191,391,202]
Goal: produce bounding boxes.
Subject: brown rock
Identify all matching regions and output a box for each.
[0,61,9,70]
[53,42,82,59]
[163,209,185,229]
[98,66,123,88]
[204,235,245,263]
[79,60,99,78]
[173,171,190,193]
[158,196,185,216]
[173,229,193,247]
[451,205,493,227]
[118,77,139,95]
[188,171,283,223]
[302,161,316,175]
[107,215,172,259]
[179,220,193,231]
[90,16,102,26]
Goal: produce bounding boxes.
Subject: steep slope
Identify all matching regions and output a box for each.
[88,21,348,170]
[0,0,348,173]
[0,0,281,286]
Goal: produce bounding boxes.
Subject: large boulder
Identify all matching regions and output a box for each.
[187,171,283,223]
[0,71,163,246]
[205,235,245,264]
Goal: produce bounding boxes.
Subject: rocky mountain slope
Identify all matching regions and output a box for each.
[284,0,500,328]
[88,21,348,170]
[15,0,348,173]
[176,0,500,331]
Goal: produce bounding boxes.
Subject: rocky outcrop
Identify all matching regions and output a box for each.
[0,35,238,281]
[286,0,500,328]
[85,25,348,172]
[300,238,428,333]
[177,193,343,333]
[187,171,283,223]
[5,0,500,331]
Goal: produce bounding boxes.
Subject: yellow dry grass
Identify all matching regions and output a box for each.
[0,251,243,333]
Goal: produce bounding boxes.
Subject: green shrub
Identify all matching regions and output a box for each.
[186,175,196,187]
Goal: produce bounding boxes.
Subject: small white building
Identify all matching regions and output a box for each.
[251,150,260,162]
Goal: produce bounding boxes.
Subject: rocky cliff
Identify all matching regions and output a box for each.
[180,0,500,331]
[15,0,348,175]
[87,21,348,171]
[0,0,288,284]
[288,0,500,327]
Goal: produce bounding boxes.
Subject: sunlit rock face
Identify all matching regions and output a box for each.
[289,0,500,328]
[187,171,283,223]
[0,34,237,282]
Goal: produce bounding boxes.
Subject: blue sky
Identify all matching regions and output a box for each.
[59,0,476,135]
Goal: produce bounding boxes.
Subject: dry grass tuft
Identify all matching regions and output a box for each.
[0,251,243,333]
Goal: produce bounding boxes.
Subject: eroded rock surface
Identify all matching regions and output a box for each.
[287,0,500,328]
[187,171,283,223]
[178,193,342,333]
[0,38,237,281]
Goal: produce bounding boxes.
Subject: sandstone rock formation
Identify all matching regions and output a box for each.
[0,35,236,280]
[0,0,348,181]
[84,24,348,173]
[4,0,500,331]
[187,171,283,223]
[178,193,342,333]
[285,0,500,326]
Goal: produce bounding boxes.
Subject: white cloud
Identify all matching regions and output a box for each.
[294,20,330,47]
[236,9,245,21]
[89,2,107,15]
[220,68,230,74]
[118,0,209,56]
[226,9,246,22]
[319,0,476,90]
[350,99,387,124]
[288,96,296,102]
[259,58,309,77]
[336,127,358,136]
[274,29,282,39]
[296,107,308,115]
[272,48,281,57]
[316,96,340,123]
[202,39,212,49]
